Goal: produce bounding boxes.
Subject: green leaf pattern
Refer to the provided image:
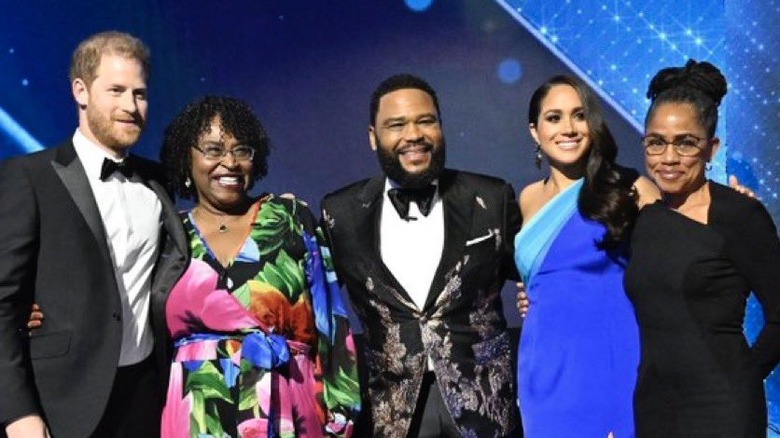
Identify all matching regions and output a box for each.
[167,198,360,437]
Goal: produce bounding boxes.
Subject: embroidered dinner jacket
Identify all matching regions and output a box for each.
[321,169,521,438]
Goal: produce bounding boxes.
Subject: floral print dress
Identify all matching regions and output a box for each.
[161,196,360,438]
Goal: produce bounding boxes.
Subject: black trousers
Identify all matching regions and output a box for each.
[91,355,162,438]
[407,372,460,438]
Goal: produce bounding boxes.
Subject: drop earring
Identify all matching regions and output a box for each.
[534,144,543,169]
[185,177,192,188]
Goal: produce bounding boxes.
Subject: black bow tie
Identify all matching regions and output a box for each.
[100,157,134,181]
[387,185,437,220]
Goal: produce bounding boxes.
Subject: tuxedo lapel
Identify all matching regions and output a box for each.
[424,171,472,311]
[51,142,112,265]
[139,168,188,260]
[139,167,188,381]
[354,176,384,257]
[356,176,419,310]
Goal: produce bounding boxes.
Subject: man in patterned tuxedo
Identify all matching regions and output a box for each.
[321,74,521,438]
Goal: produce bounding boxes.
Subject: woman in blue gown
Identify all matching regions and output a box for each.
[514,76,659,437]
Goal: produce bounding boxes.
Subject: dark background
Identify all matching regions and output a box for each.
[3,0,779,431]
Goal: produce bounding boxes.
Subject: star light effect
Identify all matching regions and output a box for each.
[495,0,780,434]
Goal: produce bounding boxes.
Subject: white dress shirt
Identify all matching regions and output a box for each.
[72,129,161,366]
[379,178,444,311]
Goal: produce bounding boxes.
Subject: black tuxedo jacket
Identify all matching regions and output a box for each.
[0,141,188,437]
[321,169,522,438]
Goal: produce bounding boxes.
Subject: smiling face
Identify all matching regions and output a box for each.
[530,84,591,171]
[644,102,719,196]
[190,116,254,212]
[370,88,445,188]
[72,54,147,156]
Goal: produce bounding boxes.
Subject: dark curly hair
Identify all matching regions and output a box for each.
[645,59,727,137]
[528,75,639,249]
[369,73,441,126]
[160,95,270,200]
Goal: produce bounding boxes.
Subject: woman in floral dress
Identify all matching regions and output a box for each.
[159,96,360,438]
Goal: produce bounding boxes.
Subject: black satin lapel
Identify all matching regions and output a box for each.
[424,178,472,311]
[145,177,188,374]
[355,176,386,260]
[51,150,112,264]
[147,179,188,259]
[357,197,382,263]
[127,155,187,264]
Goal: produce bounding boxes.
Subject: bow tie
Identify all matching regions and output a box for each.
[387,185,437,220]
[100,157,134,181]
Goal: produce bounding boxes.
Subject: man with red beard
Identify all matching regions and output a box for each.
[0,31,187,438]
[321,74,521,438]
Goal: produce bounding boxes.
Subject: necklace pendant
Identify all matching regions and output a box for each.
[218,224,229,233]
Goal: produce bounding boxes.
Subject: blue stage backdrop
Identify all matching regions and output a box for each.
[3,0,779,433]
[498,1,780,432]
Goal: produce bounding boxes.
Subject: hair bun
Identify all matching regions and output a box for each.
[646,59,727,105]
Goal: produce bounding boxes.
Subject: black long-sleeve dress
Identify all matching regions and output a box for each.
[625,182,780,437]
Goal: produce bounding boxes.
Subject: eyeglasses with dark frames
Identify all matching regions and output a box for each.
[192,144,255,161]
[641,134,708,157]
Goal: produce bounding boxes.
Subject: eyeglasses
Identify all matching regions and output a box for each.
[192,144,255,161]
[641,135,707,157]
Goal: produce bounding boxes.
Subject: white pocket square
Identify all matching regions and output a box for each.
[466,230,495,246]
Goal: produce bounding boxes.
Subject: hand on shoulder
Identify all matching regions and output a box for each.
[727,175,757,199]
[632,176,662,209]
[279,192,309,206]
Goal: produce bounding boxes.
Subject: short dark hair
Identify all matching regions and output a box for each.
[369,73,441,126]
[161,95,270,200]
[645,59,727,137]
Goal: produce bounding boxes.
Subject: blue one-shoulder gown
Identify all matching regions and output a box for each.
[515,180,639,438]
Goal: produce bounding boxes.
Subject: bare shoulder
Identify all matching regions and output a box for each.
[633,176,662,208]
[519,180,547,220]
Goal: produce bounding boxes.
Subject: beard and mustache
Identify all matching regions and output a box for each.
[85,106,145,150]
[374,137,446,188]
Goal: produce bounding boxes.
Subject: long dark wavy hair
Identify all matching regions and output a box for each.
[160,95,271,200]
[645,59,727,137]
[528,75,639,249]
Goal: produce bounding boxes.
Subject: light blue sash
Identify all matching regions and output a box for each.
[514,178,583,285]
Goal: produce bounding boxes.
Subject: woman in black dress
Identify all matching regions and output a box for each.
[624,60,780,437]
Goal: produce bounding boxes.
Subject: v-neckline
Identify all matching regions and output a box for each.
[188,199,262,269]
